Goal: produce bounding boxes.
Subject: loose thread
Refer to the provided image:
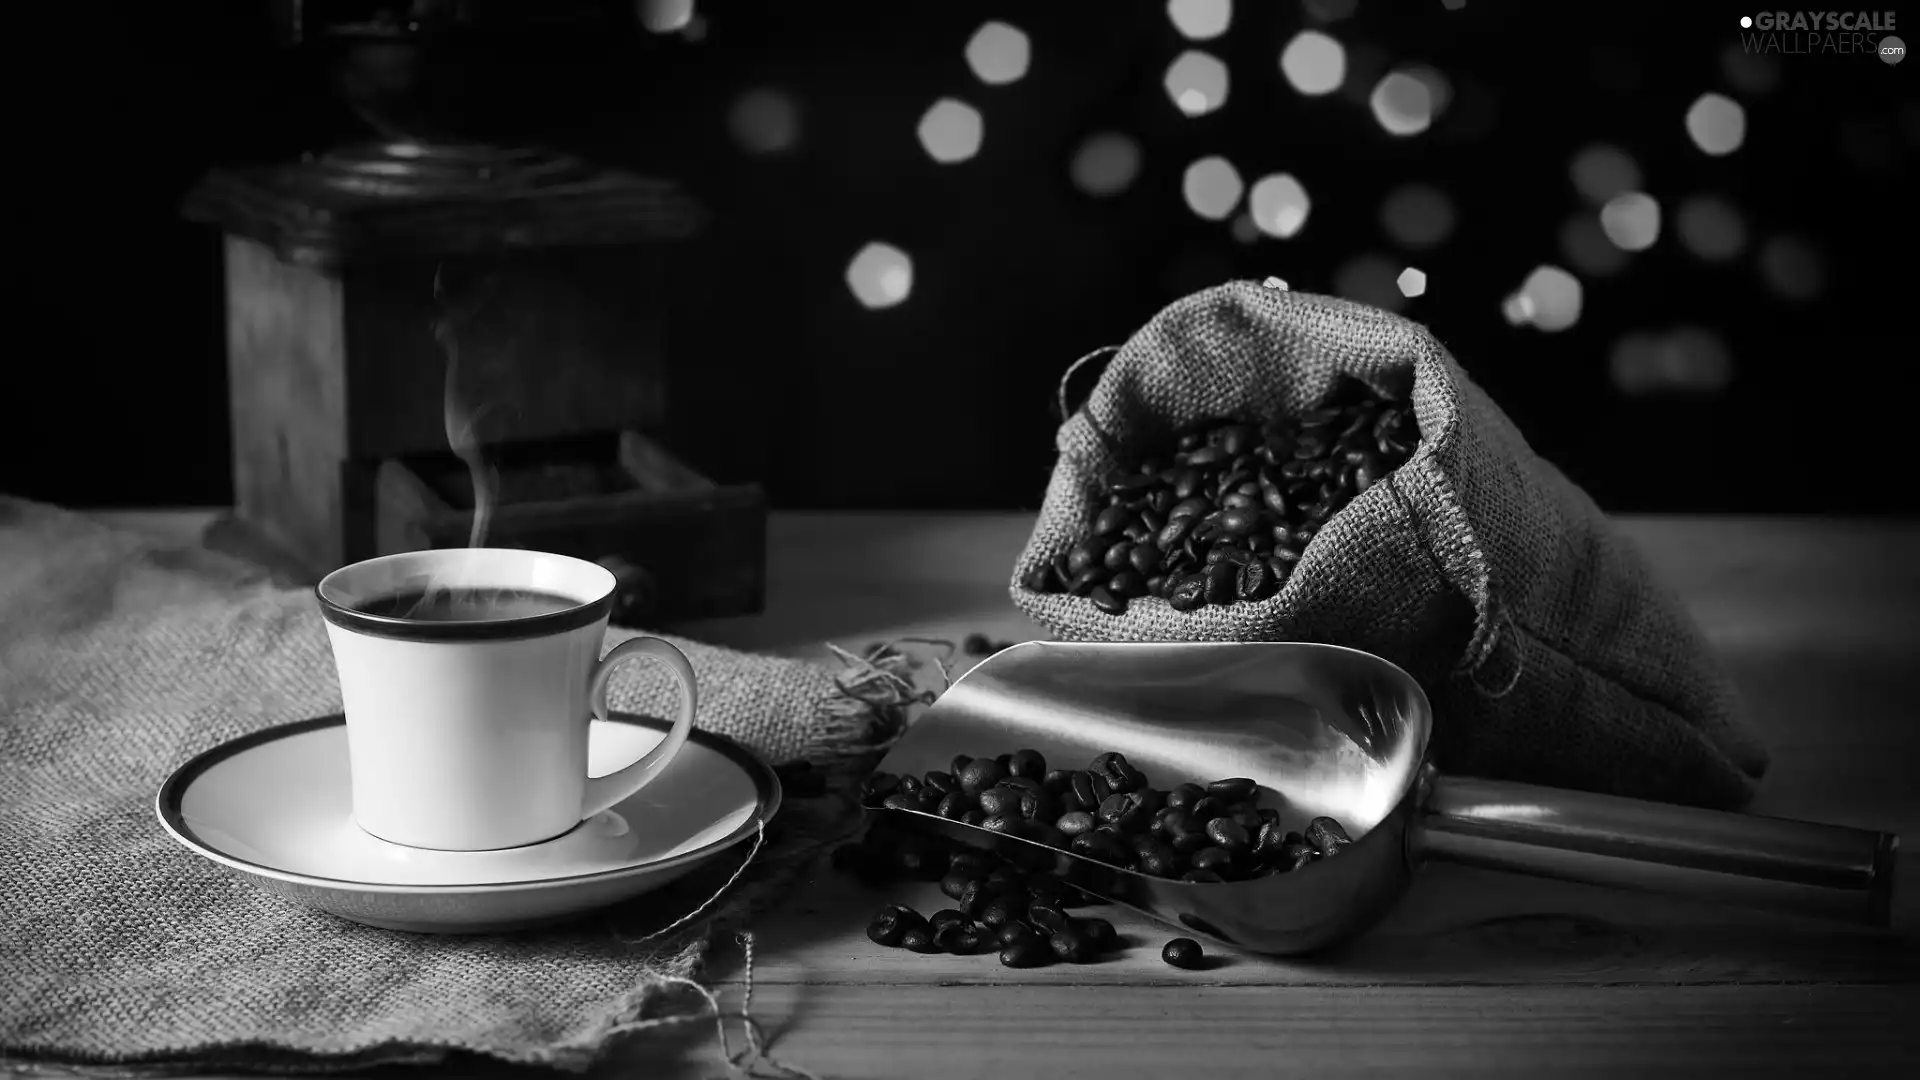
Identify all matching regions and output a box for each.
[612,819,767,955]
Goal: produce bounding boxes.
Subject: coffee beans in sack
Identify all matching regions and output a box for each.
[1011,282,1768,810]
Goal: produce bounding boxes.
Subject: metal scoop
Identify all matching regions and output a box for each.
[863,641,1898,955]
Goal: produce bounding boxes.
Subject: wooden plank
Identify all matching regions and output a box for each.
[601,983,1916,1080]
[708,852,1920,989]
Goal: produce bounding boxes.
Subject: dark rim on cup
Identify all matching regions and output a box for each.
[314,566,614,643]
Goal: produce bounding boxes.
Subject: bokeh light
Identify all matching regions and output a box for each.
[679,15,707,41]
[727,88,802,155]
[1396,267,1428,298]
[1334,255,1406,312]
[1164,50,1230,117]
[1675,195,1747,261]
[846,243,913,309]
[1570,144,1641,206]
[1599,192,1661,252]
[1505,266,1582,332]
[1720,44,1781,95]
[1182,156,1245,220]
[1370,72,1435,136]
[1168,0,1232,41]
[1069,133,1142,196]
[1759,235,1825,300]
[1380,184,1455,249]
[917,98,984,164]
[1559,213,1629,277]
[1442,0,1467,9]
[965,21,1031,86]
[1303,0,1359,21]
[1610,327,1734,396]
[637,0,694,33]
[1229,213,1261,245]
[1685,93,1748,155]
[1280,31,1346,96]
[1403,65,1453,120]
[1248,173,1311,238]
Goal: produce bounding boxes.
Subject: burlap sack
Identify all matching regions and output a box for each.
[0,496,909,1074]
[1012,280,1769,810]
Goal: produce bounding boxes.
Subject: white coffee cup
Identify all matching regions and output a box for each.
[315,548,697,852]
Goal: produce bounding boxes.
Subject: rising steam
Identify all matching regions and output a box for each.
[432,267,498,550]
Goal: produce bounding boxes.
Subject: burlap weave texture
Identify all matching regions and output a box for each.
[0,497,889,1073]
[1012,281,1769,809]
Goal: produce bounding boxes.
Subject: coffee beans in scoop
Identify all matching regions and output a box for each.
[861,749,1354,883]
[1022,376,1418,614]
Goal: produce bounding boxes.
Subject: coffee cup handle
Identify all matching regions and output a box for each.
[580,636,699,818]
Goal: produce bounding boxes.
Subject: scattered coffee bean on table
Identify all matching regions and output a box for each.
[1023,377,1419,614]
[1161,938,1204,969]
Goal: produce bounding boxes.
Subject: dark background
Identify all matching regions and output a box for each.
[7,0,1917,514]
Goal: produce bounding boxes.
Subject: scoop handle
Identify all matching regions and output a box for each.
[1411,773,1898,926]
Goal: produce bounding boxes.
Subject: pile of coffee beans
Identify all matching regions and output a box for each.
[835,823,1213,969]
[861,748,1354,883]
[1022,377,1418,614]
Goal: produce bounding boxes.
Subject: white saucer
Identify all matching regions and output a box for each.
[156,713,781,934]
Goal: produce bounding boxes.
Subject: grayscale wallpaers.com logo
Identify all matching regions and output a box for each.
[1737,12,1905,64]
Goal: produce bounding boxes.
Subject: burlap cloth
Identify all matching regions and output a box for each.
[1014,281,1770,810]
[0,497,912,1075]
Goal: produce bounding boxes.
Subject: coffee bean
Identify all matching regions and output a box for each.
[977,786,1022,817]
[1205,818,1251,852]
[998,922,1039,949]
[929,908,970,935]
[936,792,970,819]
[1162,938,1205,969]
[1165,783,1206,811]
[1042,769,1076,795]
[1019,790,1058,823]
[1203,561,1238,605]
[1004,748,1046,782]
[860,772,899,801]
[1181,869,1224,883]
[1068,567,1107,596]
[1159,576,1205,611]
[959,757,1008,795]
[1125,543,1162,577]
[1108,570,1147,600]
[981,814,1024,836]
[1189,847,1236,875]
[961,809,987,826]
[950,850,995,878]
[1138,844,1181,878]
[1049,927,1098,963]
[1055,810,1096,837]
[1306,816,1354,856]
[880,792,920,812]
[1207,777,1258,802]
[1021,566,1055,593]
[1108,473,1157,497]
[957,879,993,917]
[1093,505,1133,538]
[1069,771,1111,811]
[1070,830,1132,866]
[1027,902,1069,933]
[899,926,938,953]
[939,873,972,901]
[1236,559,1278,601]
[1103,541,1134,573]
[936,923,991,954]
[1187,796,1222,823]
[979,896,1025,930]
[866,904,924,947]
[1000,936,1054,968]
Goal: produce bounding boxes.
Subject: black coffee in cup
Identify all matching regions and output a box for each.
[352,587,579,622]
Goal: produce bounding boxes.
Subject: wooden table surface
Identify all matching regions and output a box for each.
[96,511,1920,1078]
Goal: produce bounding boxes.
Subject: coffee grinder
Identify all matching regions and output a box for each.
[182,0,765,624]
